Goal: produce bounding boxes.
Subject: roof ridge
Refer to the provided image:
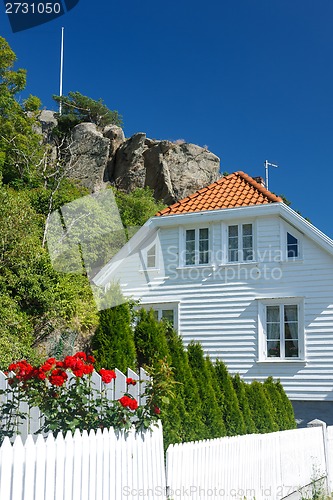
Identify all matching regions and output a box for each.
[236,171,283,203]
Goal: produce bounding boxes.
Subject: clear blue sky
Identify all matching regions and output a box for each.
[2,1,333,236]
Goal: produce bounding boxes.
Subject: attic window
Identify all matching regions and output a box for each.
[228,223,253,262]
[185,228,209,265]
[287,232,298,259]
[147,245,156,268]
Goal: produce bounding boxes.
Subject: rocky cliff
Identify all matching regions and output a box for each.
[39,111,221,204]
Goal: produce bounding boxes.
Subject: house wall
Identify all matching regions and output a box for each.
[109,212,333,402]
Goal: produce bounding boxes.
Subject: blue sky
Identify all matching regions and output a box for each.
[2,1,333,236]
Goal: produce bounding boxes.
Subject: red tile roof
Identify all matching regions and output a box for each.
[156,171,283,216]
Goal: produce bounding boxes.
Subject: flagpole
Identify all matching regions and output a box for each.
[59,27,64,115]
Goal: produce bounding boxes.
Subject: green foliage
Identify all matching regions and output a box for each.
[246,380,279,433]
[134,308,170,367]
[53,91,122,133]
[232,374,256,434]
[91,301,136,373]
[274,379,297,429]
[0,37,43,187]
[114,187,166,237]
[187,342,226,439]
[215,360,246,436]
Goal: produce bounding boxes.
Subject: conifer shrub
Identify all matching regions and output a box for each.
[274,379,297,429]
[164,325,205,441]
[134,308,170,367]
[246,380,279,433]
[91,302,136,373]
[232,374,256,434]
[187,342,226,439]
[214,361,246,436]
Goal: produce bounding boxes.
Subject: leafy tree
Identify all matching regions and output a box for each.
[53,91,122,133]
[214,360,246,436]
[232,374,256,434]
[113,187,166,238]
[0,36,43,187]
[187,342,226,439]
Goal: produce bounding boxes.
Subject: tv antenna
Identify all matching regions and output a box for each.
[59,27,64,115]
[264,160,279,190]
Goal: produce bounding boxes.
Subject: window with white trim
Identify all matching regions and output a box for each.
[185,227,209,265]
[228,223,253,262]
[259,299,304,360]
[145,304,178,328]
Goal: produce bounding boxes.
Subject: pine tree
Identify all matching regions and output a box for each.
[232,374,256,434]
[214,361,246,436]
[246,380,279,433]
[164,326,205,441]
[187,342,226,439]
[91,301,136,372]
[274,379,297,429]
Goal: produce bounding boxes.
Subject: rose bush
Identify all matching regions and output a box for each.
[0,353,161,443]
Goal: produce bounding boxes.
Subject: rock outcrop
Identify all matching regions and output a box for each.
[38,113,221,202]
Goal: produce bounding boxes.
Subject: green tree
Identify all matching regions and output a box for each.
[232,374,256,434]
[214,360,246,436]
[246,380,278,434]
[53,91,122,133]
[187,342,226,439]
[164,325,205,441]
[0,37,43,186]
[134,308,170,367]
[91,299,136,372]
[273,379,297,429]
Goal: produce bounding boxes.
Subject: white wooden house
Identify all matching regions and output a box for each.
[94,171,333,424]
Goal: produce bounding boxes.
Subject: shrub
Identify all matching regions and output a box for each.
[246,380,279,433]
[232,374,256,434]
[134,308,170,367]
[215,361,246,436]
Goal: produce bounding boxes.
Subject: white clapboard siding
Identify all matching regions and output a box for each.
[0,368,149,442]
[109,211,333,401]
[166,426,328,500]
[0,422,166,500]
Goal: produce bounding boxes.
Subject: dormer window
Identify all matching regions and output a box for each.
[185,228,209,265]
[228,223,253,262]
[287,232,298,259]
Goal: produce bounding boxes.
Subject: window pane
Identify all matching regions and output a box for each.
[267,341,280,357]
[147,245,156,268]
[243,224,252,236]
[287,232,298,258]
[161,309,174,325]
[185,230,195,265]
[285,340,298,357]
[267,306,280,323]
[228,225,239,262]
[199,228,209,264]
[242,224,253,261]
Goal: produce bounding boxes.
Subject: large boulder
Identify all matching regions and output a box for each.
[111,133,147,190]
[67,123,110,192]
[144,140,220,204]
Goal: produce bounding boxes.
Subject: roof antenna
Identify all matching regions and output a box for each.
[264,160,279,190]
[59,27,64,115]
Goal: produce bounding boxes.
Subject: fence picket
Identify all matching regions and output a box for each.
[12,435,24,500]
[0,438,13,500]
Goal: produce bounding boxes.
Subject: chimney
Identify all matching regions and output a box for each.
[253,176,266,188]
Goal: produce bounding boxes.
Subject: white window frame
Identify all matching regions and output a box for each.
[280,221,303,261]
[180,226,211,267]
[142,303,179,330]
[146,243,157,269]
[258,298,304,361]
[221,221,255,264]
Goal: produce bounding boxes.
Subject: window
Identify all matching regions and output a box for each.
[146,244,156,268]
[148,305,177,328]
[287,232,299,259]
[259,299,303,360]
[185,228,209,265]
[228,223,253,262]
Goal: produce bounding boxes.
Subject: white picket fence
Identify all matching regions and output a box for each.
[0,367,149,442]
[166,425,331,500]
[0,422,166,500]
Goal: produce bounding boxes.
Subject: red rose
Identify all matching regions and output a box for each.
[87,355,95,364]
[63,356,76,370]
[119,396,130,407]
[126,377,137,386]
[128,398,138,410]
[83,364,94,375]
[154,406,161,415]
[49,369,67,387]
[99,369,116,384]
[74,352,87,361]
[118,395,138,410]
